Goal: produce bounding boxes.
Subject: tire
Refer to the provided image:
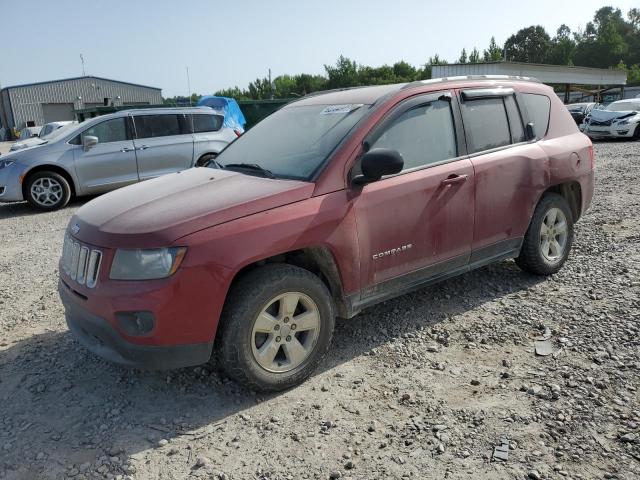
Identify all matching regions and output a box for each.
[633,124,640,140]
[195,153,217,167]
[25,171,72,211]
[516,192,574,276]
[216,264,335,391]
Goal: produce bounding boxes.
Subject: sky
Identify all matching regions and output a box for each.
[0,0,636,97]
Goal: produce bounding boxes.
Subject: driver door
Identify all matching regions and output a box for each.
[72,117,139,195]
[352,92,475,302]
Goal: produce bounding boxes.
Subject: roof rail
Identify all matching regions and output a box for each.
[401,75,541,89]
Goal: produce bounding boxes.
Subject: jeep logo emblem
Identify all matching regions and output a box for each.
[71,224,80,235]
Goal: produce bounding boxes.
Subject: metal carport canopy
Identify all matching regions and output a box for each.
[432,62,627,86]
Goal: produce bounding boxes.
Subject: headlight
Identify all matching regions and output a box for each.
[0,159,14,169]
[110,247,187,280]
[616,119,629,125]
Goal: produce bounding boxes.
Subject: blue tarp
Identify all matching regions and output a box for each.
[196,96,246,132]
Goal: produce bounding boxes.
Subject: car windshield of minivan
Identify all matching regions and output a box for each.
[215,104,368,180]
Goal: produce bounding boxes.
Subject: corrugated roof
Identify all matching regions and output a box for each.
[0,75,161,92]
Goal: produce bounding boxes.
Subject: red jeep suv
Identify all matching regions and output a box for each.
[59,76,594,391]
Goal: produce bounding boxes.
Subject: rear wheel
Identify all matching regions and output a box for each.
[25,171,71,211]
[216,264,335,391]
[516,193,574,276]
[633,124,640,140]
[195,153,217,167]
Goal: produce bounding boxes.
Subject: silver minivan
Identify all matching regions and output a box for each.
[0,107,237,210]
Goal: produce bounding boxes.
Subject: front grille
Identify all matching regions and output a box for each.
[61,234,102,288]
[590,119,612,126]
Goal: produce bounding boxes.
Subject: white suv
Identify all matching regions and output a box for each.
[0,107,238,210]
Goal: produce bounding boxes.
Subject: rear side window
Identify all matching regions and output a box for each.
[460,98,511,153]
[371,98,457,171]
[192,114,223,133]
[134,114,183,138]
[522,93,550,139]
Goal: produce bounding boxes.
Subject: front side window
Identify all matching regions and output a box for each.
[216,104,368,180]
[192,114,223,133]
[81,118,129,143]
[522,93,551,139]
[371,99,457,170]
[134,114,182,138]
[461,97,512,153]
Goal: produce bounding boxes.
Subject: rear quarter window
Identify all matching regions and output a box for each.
[522,93,551,139]
[192,114,223,133]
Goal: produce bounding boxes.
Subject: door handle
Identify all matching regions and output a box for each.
[120,147,135,152]
[440,174,468,186]
[136,145,149,151]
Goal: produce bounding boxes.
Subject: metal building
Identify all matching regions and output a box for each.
[0,76,162,131]
[431,62,627,103]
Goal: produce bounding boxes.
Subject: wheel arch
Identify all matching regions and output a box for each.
[21,164,77,198]
[226,246,349,318]
[542,181,582,222]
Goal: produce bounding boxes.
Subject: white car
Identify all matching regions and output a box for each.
[11,121,76,151]
[581,99,640,140]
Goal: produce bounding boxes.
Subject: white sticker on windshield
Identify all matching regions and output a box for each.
[321,104,363,115]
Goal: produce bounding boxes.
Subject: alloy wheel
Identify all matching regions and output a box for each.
[30,177,63,207]
[539,207,568,262]
[250,292,321,373]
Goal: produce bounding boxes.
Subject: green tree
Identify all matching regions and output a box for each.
[392,61,417,80]
[548,24,576,65]
[483,37,503,62]
[324,55,359,88]
[504,26,551,63]
[469,47,481,63]
[458,48,468,64]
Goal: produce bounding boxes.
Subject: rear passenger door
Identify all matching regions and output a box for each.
[132,113,194,180]
[458,88,548,261]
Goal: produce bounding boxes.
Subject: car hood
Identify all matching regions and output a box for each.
[11,137,46,151]
[588,109,638,122]
[70,168,315,248]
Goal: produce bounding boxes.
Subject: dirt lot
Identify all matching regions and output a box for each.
[0,141,638,480]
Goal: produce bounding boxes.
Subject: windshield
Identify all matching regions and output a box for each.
[215,103,369,180]
[608,101,640,112]
[568,103,589,111]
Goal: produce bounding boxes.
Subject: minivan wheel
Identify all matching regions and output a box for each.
[195,153,217,167]
[216,264,335,391]
[25,171,71,211]
[516,192,574,276]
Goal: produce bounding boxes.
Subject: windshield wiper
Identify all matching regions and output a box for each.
[222,163,276,179]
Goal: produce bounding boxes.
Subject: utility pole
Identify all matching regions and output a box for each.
[269,68,274,99]
[186,67,192,105]
[80,54,86,76]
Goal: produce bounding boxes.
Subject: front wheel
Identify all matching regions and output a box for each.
[516,193,574,276]
[216,264,335,391]
[25,171,72,211]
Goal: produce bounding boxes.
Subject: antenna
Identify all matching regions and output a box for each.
[186,67,191,105]
[80,54,86,76]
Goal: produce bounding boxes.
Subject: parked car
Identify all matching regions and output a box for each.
[0,107,236,210]
[58,77,594,391]
[18,126,42,140]
[10,121,77,151]
[566,102,601,125]
[581,99,640,139]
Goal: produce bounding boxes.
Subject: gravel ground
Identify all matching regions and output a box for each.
[0,141,638,480]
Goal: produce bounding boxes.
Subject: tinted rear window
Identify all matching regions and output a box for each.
[522,93,551,139]
[134,114,184,138]
[193,114,223,133]
[460,98,511,153]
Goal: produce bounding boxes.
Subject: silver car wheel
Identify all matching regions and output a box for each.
[30,177,63,207]
[539,207,568,262]
[250,291,321,373]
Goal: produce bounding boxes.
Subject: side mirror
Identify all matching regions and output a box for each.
[83,135,98,151]
[352,148,404,186]
[525,122,536,141]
